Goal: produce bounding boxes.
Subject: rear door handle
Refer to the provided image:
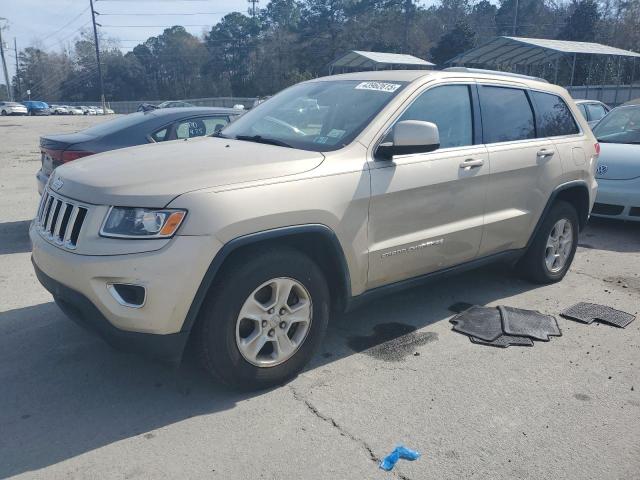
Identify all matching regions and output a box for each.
[459,158,484,170]
[537,148,555,158]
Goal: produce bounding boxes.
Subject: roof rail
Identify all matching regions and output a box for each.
[443,67,549,83]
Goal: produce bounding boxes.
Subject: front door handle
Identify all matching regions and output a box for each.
[537,148,555,159]
[459,158,484,170]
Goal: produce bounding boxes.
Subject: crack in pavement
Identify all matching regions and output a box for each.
[572,269,606,283]
[289,385,414,480]
[289,385,378,463]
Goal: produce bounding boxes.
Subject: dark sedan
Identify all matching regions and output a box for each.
[37,107,242,193]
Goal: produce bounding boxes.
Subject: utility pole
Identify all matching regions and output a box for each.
[512,0,519,35]
[248,0,259,17]
[404,0,413,53]
[0,21,12,101]
[13,37,19,99]
[89,0,105,113]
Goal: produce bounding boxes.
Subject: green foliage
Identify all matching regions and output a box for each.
[430,21,476,65]
[559,0,600,41]
[10,0,640,101]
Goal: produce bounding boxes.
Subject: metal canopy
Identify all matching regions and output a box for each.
[331,50,434,72]
[449,36,640,67]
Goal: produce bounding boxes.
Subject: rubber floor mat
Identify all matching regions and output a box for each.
[560,302,636,328]
[499,306,561,341]
[450,306,503,342]
[470,334,534,348]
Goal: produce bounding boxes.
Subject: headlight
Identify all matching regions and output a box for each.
[100,207,186,239]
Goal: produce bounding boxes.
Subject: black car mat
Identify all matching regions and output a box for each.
[560,302,636,328]
[470,334,534,348]
[499,305,562,341]
[450,306,504,342]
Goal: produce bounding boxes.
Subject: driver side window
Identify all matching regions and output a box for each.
[394,85,473,149]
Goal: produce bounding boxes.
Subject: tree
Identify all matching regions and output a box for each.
[495,0,558,38]
[430,21,476,65]
[559,0,600,41]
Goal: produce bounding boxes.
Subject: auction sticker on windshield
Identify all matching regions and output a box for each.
[355,82,401,93]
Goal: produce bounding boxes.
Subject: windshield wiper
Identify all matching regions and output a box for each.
[234,134,293,148]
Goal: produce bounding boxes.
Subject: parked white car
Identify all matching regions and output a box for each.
[0,101,28,116]
[80,106,97,115]
[591,104,640,221]
[91,106,104,115]
[50,105,70,115]
[68,106,84,115]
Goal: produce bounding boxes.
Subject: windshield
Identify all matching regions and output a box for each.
[221,80,407,152]
[593,106,640,144]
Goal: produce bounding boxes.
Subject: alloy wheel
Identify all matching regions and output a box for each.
[235,277,312,367]
[544,218,573,273]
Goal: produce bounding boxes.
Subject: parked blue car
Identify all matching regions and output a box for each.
[22,101,51,116]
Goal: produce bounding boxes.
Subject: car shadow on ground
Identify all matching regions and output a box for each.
[0,262,538,477]
[580,217,640,253]
[0,220,32,255]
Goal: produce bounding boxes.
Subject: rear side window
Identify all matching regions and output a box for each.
[151,128,168,142]
[395,84,473,148]
[480,86,535,143]
[586,103,607,122]
[530,91,579,137]
[175,116,230,139]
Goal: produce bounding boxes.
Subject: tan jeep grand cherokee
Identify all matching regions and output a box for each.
[31,69,598,389]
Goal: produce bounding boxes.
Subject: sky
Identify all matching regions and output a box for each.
[1,0,255,76]
[1,0,432,80]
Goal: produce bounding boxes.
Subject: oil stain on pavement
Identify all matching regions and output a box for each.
[347,322,438,362]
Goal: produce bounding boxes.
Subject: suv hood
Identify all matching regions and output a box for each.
[596,143,640,180]
[52,136,325,206]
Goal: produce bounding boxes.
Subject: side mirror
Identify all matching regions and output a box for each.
[376,120,440,160]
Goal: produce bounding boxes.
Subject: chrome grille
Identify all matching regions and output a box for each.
[35,189,88,250]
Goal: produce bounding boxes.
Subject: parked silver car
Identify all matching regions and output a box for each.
[575,100,610,128]
[591,105,640,221]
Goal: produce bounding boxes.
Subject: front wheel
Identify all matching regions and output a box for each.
[518,200,579,284]
[195,247,330,390]
[1,110,6,116]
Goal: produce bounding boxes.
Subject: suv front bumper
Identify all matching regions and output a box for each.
[33,260,189,363]
[30,223,222,362]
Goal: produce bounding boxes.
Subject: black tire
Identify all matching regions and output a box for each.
[518,200,579,284]
[1,110,6,116]
[195,247,330,390]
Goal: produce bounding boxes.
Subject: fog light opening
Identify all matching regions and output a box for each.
[107,283,146,308]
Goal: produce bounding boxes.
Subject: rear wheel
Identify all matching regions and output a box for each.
[195,247,330,390]
[1,110,6,116]
[518,200,579,284]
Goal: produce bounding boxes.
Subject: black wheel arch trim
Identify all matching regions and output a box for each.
[180,224,352,334]
[526,180,591,250]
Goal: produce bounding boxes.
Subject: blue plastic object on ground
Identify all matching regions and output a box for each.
[379,445,421,471]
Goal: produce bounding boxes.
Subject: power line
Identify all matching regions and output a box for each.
[101,24,214,27]
[41,20,92,50]
[38,6,90,44]
[97,12,234,16]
